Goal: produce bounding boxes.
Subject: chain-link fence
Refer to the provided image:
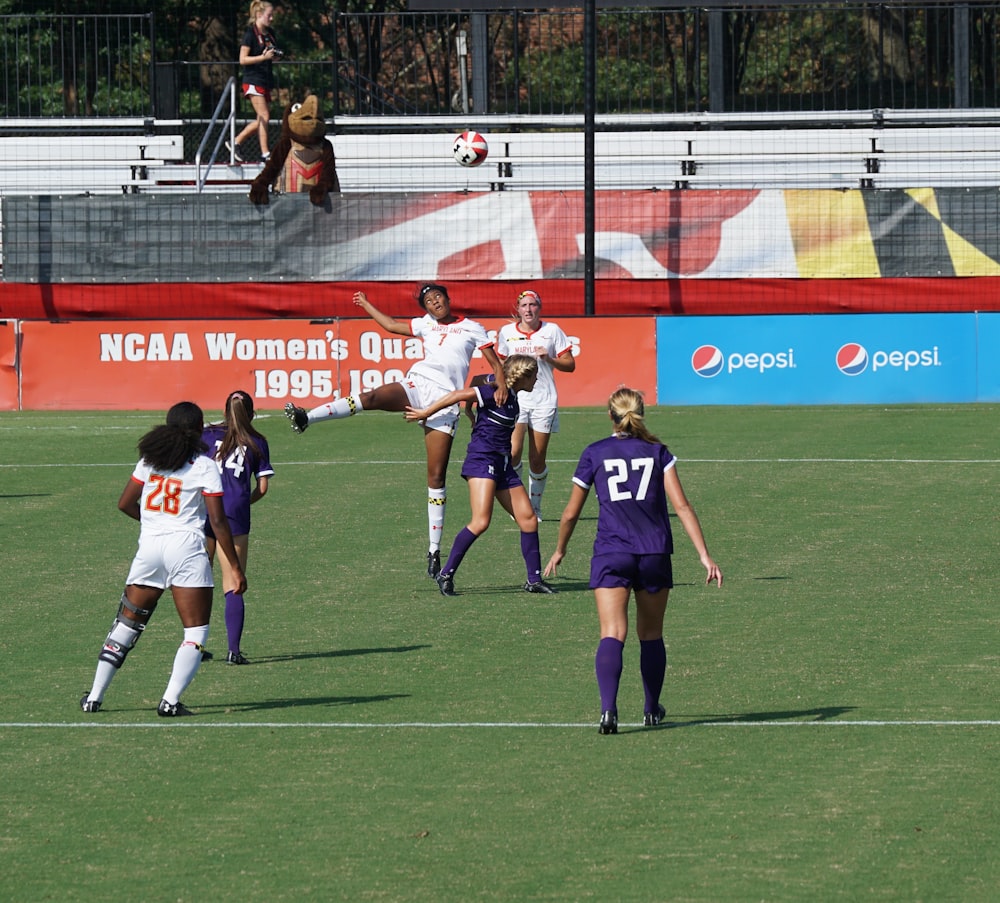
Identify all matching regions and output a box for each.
[3,5,1000,126]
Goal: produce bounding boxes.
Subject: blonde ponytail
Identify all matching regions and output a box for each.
[608,387,661,444]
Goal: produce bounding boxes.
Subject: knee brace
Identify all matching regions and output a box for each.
[98,594,157,669]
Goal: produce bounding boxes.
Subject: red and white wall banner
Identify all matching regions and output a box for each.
[17,317,655,411]
[0,320,17,411]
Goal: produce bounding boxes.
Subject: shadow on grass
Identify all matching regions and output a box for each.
[244,644,430,664]
[216,692,410,714]
[609,705,857,735]
[670,705,857,728]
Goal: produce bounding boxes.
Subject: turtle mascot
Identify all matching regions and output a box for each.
[249,94,340,206]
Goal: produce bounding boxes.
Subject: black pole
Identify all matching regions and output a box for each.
[583,0,595,316]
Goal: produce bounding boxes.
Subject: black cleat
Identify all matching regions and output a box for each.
[284,402,309,433]
[201,649,214,662]
[426,550,441,579]
[436,571,457,597]
[524,579,556,594]
[225,140,246,163]
[225,651,250,665]
[80,695,101,713]
[644,704,667,727]
[599,711,618,735]
[157,699,194,717]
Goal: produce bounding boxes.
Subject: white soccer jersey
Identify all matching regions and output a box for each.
[496,320,573,409]
[131,455,224,538]
[408,314,494,392]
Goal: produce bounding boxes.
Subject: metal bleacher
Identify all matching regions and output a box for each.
[3,111,1000,196]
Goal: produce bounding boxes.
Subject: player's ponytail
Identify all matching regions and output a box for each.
[608,387,661,445]
[218,389,264,464]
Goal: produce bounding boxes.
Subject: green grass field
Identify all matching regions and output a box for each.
[2,404,998,901]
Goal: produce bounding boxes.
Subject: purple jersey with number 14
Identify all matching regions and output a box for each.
[459,379,523,489]
[572,435,676,556]
[202,424,274,536]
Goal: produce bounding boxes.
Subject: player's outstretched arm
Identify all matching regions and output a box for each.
[353,291,410,336]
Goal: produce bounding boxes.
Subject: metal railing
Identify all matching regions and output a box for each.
[0,13,154,118]
[193,77,239,192]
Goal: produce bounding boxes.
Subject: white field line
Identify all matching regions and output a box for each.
[4,719,1000,730]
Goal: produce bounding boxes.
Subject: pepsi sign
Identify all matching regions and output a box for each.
[691,345,724,378]
[692,344,795,378]
[658,313,976,405]
[835,343,868,376]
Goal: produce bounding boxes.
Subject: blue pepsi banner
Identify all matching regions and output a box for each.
[657,313,978,405]
[975,314,1000,403]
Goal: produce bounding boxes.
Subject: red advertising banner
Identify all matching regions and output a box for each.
[18,317,655,411]
[0,320,17,411]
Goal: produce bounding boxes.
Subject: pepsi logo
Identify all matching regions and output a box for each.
[691,344,724,378]
[836,343,868,376]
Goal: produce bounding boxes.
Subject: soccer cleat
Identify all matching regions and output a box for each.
[225,140,245,163]
[80,694,101,713]
[260,152,270,164]
[426,550,441,579]
[598,711,618,735]
[157,699,194,717]
[524,579,556,594]
[644,704,667,727]
[436,571,457,597]
[284,402,309,433]
[225,651,250,665]
[201,649,214,662]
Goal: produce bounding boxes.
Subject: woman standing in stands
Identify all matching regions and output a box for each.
[202,390,273,665]
[284,284,506,580]
[543,388,722,734]
[80,402,246,717]
[228,1,280,164]
[495,289,576,521]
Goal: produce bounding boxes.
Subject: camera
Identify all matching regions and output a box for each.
[270,47,284,59]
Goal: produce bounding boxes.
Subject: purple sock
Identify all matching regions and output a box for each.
[442,527,479,575]
[639,638,667,713]
[520,531,542,583]
[595,637,625,714]
[224,590,245,654]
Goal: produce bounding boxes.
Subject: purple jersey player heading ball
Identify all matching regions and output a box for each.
[544,387,722,735]
[405,355,556,598]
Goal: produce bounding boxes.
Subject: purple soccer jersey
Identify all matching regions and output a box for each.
[572,435,676,556]
[459,380,523,488]
[202,424,274,536]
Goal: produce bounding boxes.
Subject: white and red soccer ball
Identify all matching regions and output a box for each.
[452,130,488,167]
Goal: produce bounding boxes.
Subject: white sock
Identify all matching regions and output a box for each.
[529,467,548,513]
[87,618,142,703]
[428,487,446,552]
[308,394,363,424]
[162,625,209,705]
[87,660,118,704]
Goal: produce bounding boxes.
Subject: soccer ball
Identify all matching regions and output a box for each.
[452,130,488,167]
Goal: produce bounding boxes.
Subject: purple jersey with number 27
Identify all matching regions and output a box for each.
[572,435,676,556]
